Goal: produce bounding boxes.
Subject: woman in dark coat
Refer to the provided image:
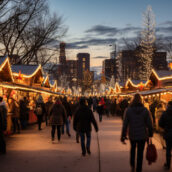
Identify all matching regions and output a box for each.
[121,94,153,172]
[49,98,67,142]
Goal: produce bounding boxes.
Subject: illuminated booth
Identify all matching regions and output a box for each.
[0,56,14,134]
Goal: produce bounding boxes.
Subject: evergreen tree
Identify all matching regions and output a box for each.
[139,5,156,80]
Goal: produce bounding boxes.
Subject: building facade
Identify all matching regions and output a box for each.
[119,49,168,82]
[66,60,78,86]
[77,53,90,85]
[103,59,115,80]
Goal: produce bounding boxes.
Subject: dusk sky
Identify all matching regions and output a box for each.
[49,0,172,72]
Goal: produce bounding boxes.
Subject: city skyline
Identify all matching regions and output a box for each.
[49,0,172,72]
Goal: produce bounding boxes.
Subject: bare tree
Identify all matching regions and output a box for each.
[122,36,141,50]
[0,0,67,66]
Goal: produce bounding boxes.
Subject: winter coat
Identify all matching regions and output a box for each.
[159,106,172,140]
[19,99,29,120]
[96,104,104,115]
[0,102,7,131]
[121,103,153,141]
[62,101,72,117]
[49,103,67,126]
[45,101,53,116]
[73,105,98,133]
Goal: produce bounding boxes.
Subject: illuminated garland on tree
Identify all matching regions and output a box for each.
[139,5,156,80]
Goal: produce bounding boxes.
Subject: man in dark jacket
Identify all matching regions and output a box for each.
[73,98,98,156]
[159,101,172,170]
[0,97,7,154]
[121,94,153,172]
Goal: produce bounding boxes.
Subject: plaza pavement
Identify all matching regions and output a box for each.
[0,114,167,172]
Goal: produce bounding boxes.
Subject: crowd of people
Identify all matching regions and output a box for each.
[0,94,172,172]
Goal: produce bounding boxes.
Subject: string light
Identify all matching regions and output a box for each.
[0,57,14,82]
[13,65,42,78]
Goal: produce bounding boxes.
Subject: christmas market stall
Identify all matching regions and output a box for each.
[12,64,48,124]
[148,69,172,102]
[124,79,148,92]
[50,80,58,92]
[42,75,51,102]
[0,56,14,134]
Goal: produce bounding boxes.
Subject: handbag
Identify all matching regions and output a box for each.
[146,140,158,165]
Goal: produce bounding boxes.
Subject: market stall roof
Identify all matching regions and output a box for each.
[119,82,125,87]
[114,82,121,93]
[129,88,168,96]
[131,80,147,85]
[43,75,50,88]
[0,56,14,82]
[50,80,57,88]
[12,64,42,78]
[156,70,172,78]
[151,69,172,80]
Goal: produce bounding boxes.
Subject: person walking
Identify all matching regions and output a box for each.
[45,96,53,126]
[35,95,46,130]
[62,97,72,137]
[19,97,29,129]
[121,93,153,172]
[0,97,7,154]
[159,101,172,170]
[96,97,105,122]
[49,98,67,142]
[8,98,20,134]
[73,98,98,156]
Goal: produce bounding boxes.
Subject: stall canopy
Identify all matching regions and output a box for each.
[0,56,13,82]
[12,64,43,86]
[149,69,172,88]
[42,75,50,88]
[125,79,147,91]
[50,80,57,91]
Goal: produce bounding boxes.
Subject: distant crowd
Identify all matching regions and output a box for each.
[0,94,172,172]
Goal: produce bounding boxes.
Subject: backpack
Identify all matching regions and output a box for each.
[36,105,42,115]
[146,142,157,165]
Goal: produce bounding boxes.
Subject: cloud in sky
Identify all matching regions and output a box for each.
[66,38,117,50]
[159,21,172,26]
[92,56,108,59]
[65,21,172,51]
[85,25,141,37]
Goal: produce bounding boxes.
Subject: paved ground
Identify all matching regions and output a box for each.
[0,113,168,172]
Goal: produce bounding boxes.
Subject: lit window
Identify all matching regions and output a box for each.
[83,63,85,69]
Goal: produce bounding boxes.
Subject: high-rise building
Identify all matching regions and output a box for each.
[77,53,90,84]
[59,42,66,64]
[66,60,78,86]
[103,59,115,80]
